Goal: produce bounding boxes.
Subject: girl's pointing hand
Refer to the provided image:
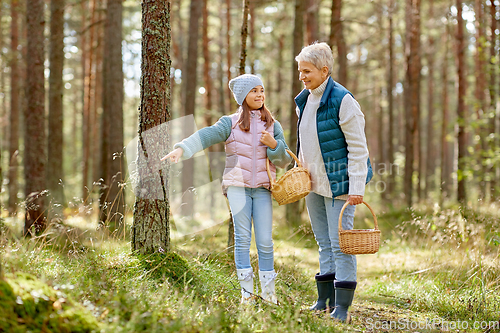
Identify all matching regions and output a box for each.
[260,130,277,149]
[161,147,183,163]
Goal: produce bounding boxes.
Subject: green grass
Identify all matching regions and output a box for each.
[1,202,499,332]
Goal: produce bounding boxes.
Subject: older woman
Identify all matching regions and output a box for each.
[294,42,373,322]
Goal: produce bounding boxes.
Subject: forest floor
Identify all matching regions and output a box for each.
[1,202,500,332]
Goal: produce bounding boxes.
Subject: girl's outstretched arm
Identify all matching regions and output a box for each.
[161,116,232,161]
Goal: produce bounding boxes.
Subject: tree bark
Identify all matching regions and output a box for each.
[440,22,452,205]
[172,0,184,119]
[99,0,125,233]
[47,0,66,214]
[203,0,213,127]
[249,2,255,73]
[286,0,305,227]
[92,2,104,188]
[0,2,3,215]
[490,1,498,201]
[24,0,46,235]
[456,0,467,204]
[330,0,347,86]
[425,0,435,196]
[181,0,202,218]
[403,0,421,207]
[376,83,384,199]
[239,0,249,75]
[276,34,285,121]
[387,0,395,198]
[8,0,20,215]
[226,0,234,111]
[202,0,217,221]
[306,0,319,44]
[132,0,171,254]
[475,0,487,199]
[218,0,225,115]
[81,0,90,202]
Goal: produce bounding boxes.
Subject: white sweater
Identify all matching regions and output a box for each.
[297,78,369,199]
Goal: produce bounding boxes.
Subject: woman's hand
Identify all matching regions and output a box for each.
[161,147,183,163]
[348,195,363,205]
[260,130,277,149]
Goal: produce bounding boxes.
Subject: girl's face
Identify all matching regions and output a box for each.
[245,85,265,110]
[297,61,329,90]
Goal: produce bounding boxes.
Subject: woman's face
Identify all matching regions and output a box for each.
[297,61,329,90]
[245,85,265,110]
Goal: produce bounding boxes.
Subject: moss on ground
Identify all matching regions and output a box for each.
[138,251,195,285]
[0,272,99,333]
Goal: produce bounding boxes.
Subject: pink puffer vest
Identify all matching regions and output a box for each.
[221,111,276,193]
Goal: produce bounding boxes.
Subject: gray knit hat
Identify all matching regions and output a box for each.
[228,74,264,106]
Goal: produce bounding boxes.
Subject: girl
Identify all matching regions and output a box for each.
[162,74,292,304]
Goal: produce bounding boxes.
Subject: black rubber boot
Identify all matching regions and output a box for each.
[331,281,357,323]
[309,273,335,312]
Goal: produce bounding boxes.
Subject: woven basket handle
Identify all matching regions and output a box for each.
[338,200,379,232]
[266,149,301,185]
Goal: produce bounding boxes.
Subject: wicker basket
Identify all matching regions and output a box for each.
[338,201,381,255]
[266,149,311,205]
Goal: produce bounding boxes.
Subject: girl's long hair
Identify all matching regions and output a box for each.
[237,101,275,132]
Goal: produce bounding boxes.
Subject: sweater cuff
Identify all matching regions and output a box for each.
[348,175,366,196]
[173,141,197,159]
[267,141,292,169]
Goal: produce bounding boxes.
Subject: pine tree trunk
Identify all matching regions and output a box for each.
[226,0,235,111]
[218,2,225,115]
[92,2,104,189]
[440,22,452,204]
[8,0,20,216]
[100,0,124,233]
[82,0,90,202]
[0,1,4,213]
[387,0,395,198]
[330,0,347,86]
[425,0,435,196]
[86,0,97,196]
[249,2,255,73]
[456,0,467,204]
[181,0,202,218]
[306,0,319,44]
[286,0,305,227]
[489,1,498,201]
[132,0,171,254]
[239,0,249,75]
[475,0,487,199]
[403,0,421,207]
[202,0,216,220]
[172,0,184,119]
[47,0,65,214]
[203,0,213,127]
[376,84,385,201]
[276,35,285,121]
[24,0,46,235]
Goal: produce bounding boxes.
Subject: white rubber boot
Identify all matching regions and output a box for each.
[237,268,254,304]
[259,270,278,304]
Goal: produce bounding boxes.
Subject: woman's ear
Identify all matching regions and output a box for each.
[322,66,329,78]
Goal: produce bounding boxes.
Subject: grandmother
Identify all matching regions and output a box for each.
[294,42,373,323]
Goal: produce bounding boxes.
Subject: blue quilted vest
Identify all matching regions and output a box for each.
[295,77,373,197]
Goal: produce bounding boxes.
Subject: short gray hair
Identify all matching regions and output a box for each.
[295,42,334,76]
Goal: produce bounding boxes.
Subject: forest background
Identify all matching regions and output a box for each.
[0,0,499,332]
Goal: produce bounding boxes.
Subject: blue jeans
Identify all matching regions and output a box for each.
[226,186,274,271]
[305,192,357,281]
